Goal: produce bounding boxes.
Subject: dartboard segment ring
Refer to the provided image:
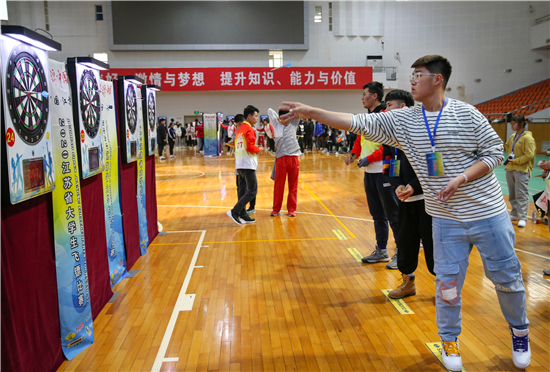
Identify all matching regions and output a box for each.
[79,69,101,139]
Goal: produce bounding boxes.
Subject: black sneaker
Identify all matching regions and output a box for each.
[239,214,256,224]
[226,210,242,225]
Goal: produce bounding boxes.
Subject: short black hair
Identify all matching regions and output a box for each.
[362,81,384,102]
[243,105,259,119]
[159,118,166,123]
[384,90,415,107]
[234,114,245,123]
[411,55,452,88]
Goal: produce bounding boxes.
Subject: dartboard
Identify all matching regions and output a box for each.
[79,69,100,138]
[5,44,49,145]
[126,84,137,134]
[147,92,156,131]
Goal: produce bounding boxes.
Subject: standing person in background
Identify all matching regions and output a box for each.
[504,114,536,228]
[175,122,182,148]
[256,120,266,149]
[314,121,323,150]
[265,119,276,154]
[227,105,260,225]
[157,118,168,160]
[321,123,329,153]
[538,157,550,275]
[167,122,176,159]
[196,119,204,154]
[296,120,305,153]
[304,119,314,152]
[345,81,399,268]
[180,122,186,148]
[381,89,435,299]
[186,123,194,147]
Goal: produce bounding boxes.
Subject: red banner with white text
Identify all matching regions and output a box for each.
[99,67,372,92]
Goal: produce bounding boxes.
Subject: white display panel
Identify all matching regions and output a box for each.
[69,61,104,178]
[1,36,55,204]
[117,78,140,163]
[141,86,157,156]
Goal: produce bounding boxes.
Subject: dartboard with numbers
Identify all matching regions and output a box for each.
[5,44,49,145]
[126,84,137,133]
[147,92,156,131]
[79,69,101,138]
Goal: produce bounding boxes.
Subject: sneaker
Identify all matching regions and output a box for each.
[386,248,398,270]
[388,274,416,299]
[544,269,550,275]
[441,339,462,371]
[159,156,166,160]
[270,211,279,217]
[239,214,256,224]
[361,246,390,263]
[170,155,176,159]
[246,208,255,215]
[226,210,242,225]
[510,215,519,221]
[288,212,296,217]
[335,151,339,155]
[517,220,527,228]
[511,328,531,369]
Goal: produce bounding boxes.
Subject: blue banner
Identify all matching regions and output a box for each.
[136,88,149,254]
[49,59,94,359]
[101,79,128,286]
[203,113,218,156]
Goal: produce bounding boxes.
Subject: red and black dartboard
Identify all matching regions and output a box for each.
[126,84,137,134]
[5,44,49,145]
[79,69,100,138]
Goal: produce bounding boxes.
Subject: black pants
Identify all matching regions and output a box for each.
[305,135,313,150]
[364,172,399,248]
[396,199,435,276]
[158,142,165,157]
[234,170,257,216]
[267,137,275,152]
[168,140,175,155]
[236,175,256,210]
[298,137,304,152]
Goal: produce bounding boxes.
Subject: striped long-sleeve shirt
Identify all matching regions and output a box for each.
[349,98,506,222]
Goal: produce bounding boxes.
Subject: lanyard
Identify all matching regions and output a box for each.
[511,131,524,154]
[422,98,447,152]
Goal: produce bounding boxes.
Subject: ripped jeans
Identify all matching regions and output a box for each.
[433,211,529,341]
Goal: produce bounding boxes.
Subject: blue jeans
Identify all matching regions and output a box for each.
[433,211,528,341]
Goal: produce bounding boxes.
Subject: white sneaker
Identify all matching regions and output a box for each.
[510,215,519,221]
[517,220,527,228]
[159,156,166,160]
[511,328,531,369]
[441,339,462,371]
[170,155,176,159]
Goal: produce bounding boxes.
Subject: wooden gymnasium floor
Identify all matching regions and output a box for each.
[58,146,550,372]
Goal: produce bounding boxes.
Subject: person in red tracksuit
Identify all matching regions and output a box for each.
[267,108,301,217]
[196,120,204,153]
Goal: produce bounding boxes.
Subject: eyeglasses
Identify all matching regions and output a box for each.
[409,72,438,83]
[362,92,374,97]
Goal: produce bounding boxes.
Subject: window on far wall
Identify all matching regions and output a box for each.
[93,52,108,64]
[95,5,103,21]
[314,6,322,23]
[269,50,283,68]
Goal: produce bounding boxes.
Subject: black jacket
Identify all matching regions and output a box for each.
[157,124,167,142]
[382,145,423,197]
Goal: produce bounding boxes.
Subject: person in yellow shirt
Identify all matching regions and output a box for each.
[504,114,536,228]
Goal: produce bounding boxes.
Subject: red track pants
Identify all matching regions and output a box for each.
[273,156,299,214]
[258,136,265,148]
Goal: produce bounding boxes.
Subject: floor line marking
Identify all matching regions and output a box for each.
[299,180,357,239]
[347,248,363,262]
[162,357,179,362]
[151,236,342,246]
[514,248,550,260]
[151,230,206,372]
[157,205,375,223]
[381,290,415,315]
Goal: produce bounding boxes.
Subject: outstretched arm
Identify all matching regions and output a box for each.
[279,102,352,131]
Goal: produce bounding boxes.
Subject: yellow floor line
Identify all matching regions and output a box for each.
[151,237,341,246]
[299,180,357,239]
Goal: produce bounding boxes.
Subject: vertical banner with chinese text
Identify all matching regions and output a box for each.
[49,59,95,359]
[203,113,218,156]
[136,88,149,254]
[101,79,128,286]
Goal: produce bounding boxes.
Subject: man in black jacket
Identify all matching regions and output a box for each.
[382,89,435,299]
[304,119,314,151]
[157,118,168,160]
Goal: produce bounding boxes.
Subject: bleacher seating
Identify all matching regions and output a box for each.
[475,79,550,121]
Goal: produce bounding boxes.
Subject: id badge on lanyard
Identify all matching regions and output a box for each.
[389,148,400,177]
[423,98,447,177]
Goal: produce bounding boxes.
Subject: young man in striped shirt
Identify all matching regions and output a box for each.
[279,55,530,371]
